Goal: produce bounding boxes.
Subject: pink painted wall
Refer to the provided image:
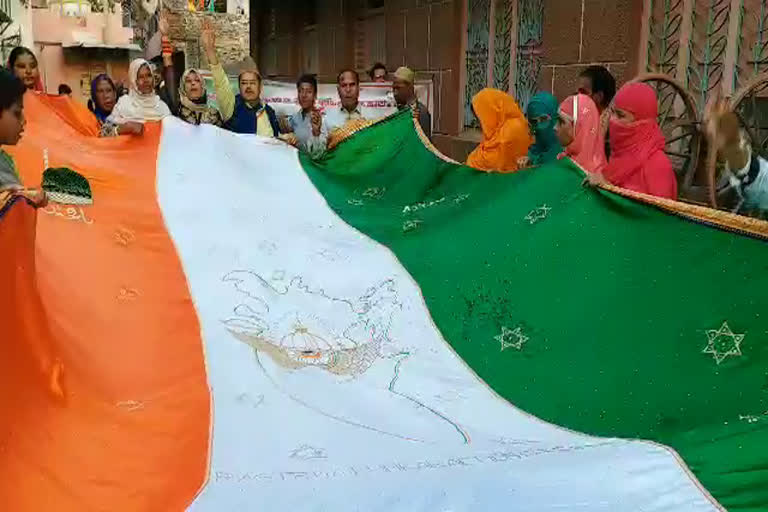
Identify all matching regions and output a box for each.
[31,5,134,102]
[32,6,133,47]
[36,44,130,102]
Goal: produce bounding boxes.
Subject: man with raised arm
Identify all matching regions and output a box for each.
[200,19,279,136]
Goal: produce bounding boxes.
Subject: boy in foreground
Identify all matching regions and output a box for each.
[0,67,47,206]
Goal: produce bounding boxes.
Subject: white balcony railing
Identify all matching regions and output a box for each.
[48,0,92,18]
[0,0,13,22]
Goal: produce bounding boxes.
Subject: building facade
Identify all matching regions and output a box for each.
[1,0,250,101]
[32,0,138,99]
[1,0,34,63]
[1,0,138,99]
[251,0,645,159]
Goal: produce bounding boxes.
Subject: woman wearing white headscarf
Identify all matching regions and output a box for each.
[101,58,171,137]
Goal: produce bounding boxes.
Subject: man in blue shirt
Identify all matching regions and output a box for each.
[288,74,327,159]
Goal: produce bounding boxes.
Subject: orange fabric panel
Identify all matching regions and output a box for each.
[29,91,101,138]
[1,94,210,511]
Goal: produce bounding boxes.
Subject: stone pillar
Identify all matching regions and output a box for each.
[16,0,35,49]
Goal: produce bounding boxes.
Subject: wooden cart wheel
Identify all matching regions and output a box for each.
[705,72,768,212]
[630,73,703,197]
[730,71,768,155]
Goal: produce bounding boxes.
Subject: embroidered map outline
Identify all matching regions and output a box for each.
[220,269,471,444]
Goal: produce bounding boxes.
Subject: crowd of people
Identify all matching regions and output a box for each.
[467,66,678,200]
[2,17,767,212]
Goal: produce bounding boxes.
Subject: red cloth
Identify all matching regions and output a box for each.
[604,83,677,200]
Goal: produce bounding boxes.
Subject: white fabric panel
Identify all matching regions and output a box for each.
[155,118,718,512]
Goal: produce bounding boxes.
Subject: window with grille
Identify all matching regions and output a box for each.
[463,0,543,128]
[642,0,768,115]
[301,27,319,74]
[260,40,277,77]
[259,2,278,76]
[268,6,276,37]
[302,0,317,27]
[354,12,386,73]
[121,0,131,27]
[213,0,226,13]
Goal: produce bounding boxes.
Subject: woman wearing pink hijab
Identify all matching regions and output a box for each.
[556,93,607,174]
[603,82,677,199]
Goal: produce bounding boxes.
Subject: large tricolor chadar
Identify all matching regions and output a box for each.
[1,93,767,511]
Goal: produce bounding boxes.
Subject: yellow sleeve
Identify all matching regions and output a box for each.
[211,63,235,121]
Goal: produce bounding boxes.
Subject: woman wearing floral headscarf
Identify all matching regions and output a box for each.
[177,68,222,127]
[525,92,562,166]
[466,88,532,172]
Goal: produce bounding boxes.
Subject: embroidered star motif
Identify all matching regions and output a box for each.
[289,444,327,460]
[524,204,551,225]
[703,322,745,364]
[495,326,528,351]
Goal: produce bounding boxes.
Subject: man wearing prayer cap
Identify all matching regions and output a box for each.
[392,66,431,140]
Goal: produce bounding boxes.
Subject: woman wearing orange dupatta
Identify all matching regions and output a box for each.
[556,94,607,174]
[466,88,531,172]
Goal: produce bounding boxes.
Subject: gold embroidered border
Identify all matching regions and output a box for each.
[327,119,379,150]
[0,189,39,217]
[325,109,460,167]
[0,190,13,212]
[599,181,768,239]
[324,112,767,239]
[412,116,460,165]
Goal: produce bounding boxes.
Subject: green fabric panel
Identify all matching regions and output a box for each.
[300,110,768,511]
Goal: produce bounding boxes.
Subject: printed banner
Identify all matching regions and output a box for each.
[201,72,433,126]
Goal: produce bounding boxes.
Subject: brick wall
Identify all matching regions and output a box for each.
[165,0,250,68]
[538,0,644,100]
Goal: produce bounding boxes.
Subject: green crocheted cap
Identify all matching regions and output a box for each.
[42,167,93,205]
